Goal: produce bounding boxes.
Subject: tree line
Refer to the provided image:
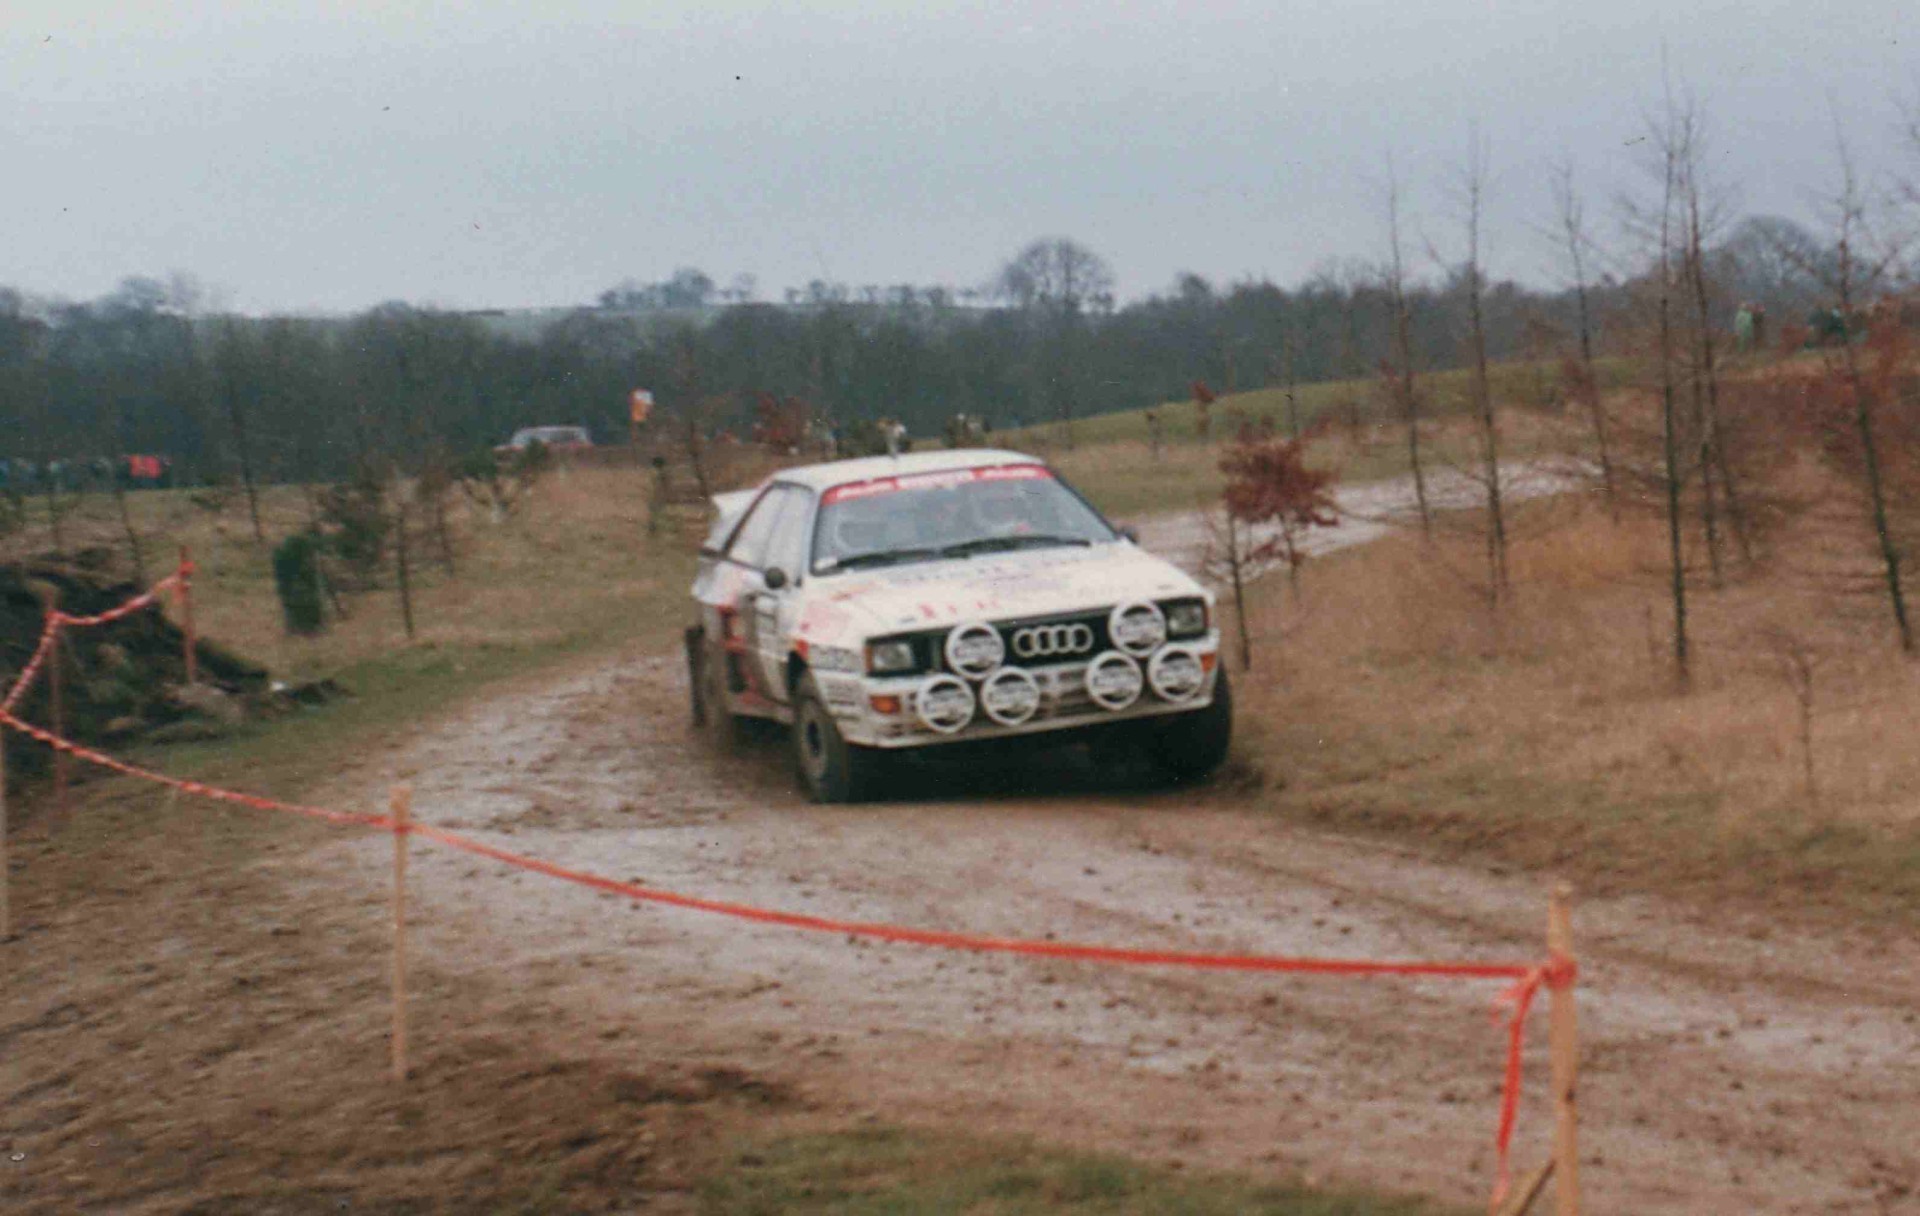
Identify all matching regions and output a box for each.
[0,203,1871,497]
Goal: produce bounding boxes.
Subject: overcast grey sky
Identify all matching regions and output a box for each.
[4,1,1915,314]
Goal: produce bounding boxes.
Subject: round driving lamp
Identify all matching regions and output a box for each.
[1085,651,1145,711]
[1147,646,1206,701]
[979,667,1042,726]
[944,622,1005,678]
[915,674,976,734]
[1108,601,1168,657]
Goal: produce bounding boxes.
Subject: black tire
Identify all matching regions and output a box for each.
[791,674,884,803]
[691,633,746,752]
[1148,668,1233,784]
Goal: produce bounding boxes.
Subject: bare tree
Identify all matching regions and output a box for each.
[996,237,1115,447]
[1812,120,1913,651]
[1279,326,1302,441]
[1634,78,1695,687]
[1206,508,1256,672]
[104,452,147,582]
[1548,157,1620,517]
[417,446,457,577]
[1454,124,1510,600]
[392,483,415,639]
[208,318,266,544]
[666,328,717,500]
[1673,105,1755,576]
[1381,154,1433,532]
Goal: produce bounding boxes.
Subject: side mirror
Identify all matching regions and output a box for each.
[1118,525,1140,544]
[763,567,790,591]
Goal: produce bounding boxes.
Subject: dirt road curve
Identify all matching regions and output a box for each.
[1134,460,1583,576]
[297,654,1918,1214]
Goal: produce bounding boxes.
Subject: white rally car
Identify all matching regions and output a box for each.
[685,449,1230,802]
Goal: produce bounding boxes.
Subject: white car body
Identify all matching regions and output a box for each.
[687,450,1223,764]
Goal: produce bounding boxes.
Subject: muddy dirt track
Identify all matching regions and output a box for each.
[227,652,1919,1214]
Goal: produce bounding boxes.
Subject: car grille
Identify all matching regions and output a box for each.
[991,610,1110,670]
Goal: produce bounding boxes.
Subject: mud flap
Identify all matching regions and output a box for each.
[684,626,707,725]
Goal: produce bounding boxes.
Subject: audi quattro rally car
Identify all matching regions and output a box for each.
[685,449,1231,802]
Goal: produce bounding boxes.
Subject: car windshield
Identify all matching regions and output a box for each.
[812,464,1115,574]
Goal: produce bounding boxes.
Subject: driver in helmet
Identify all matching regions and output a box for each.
[970,481,1037,539]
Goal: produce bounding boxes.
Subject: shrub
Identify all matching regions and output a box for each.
[271,531,327,635]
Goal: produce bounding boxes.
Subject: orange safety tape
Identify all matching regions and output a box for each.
[50,575,178,628]
[0,707,389,830]
[2,616,62,713]
[0,703,1570,1200]
[3,564,191,711]
[1489,954,1577,1207]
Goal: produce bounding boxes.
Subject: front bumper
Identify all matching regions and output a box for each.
[816,632,1222,750]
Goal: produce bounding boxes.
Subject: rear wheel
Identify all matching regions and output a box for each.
[792,674,884,803]
[1148,668,1233,784]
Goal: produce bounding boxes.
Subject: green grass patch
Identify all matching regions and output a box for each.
[1001,358,1620,520]
[698,1127,1457,1216]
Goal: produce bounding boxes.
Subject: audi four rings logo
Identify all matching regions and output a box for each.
[1012,623,1095,658]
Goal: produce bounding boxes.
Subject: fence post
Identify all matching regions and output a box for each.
[1548,884,1582,1216]
[390,783,411,1083]
[179,546,198,686]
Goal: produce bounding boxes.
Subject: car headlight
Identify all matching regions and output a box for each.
[866,639,918,674]
[809,644,862,673]
[1164,599,1209,639]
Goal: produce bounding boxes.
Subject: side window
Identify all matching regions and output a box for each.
[725,488,787,569]
[764,487,815,580]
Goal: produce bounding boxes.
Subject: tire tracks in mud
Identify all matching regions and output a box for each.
[288,651,1918,1215]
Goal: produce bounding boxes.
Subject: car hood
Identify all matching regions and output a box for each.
[797,542,1205,643]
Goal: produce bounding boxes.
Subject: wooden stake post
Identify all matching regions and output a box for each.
[1547,885,1582,1215]
[1492,1161,1554,1216]
[390,784,412,1083]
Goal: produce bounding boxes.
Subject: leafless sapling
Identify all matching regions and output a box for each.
[1548,157,1620,519]
[1451,123,1510,602]
[1382,154,1433,533]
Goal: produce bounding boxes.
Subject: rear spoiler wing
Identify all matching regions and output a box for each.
[701,488,758,555]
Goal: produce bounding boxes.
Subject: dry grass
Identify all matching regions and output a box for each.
[3,462,706,685]
[1028,403,1594,520]
[1233,488,1920,917]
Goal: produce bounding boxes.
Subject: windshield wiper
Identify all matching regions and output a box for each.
[938,534,1094,558]
[823,547,943,572]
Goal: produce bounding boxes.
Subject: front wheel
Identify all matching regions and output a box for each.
[792,675,885,803]
[1148,668,1233,784]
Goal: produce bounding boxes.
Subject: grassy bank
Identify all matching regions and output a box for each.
[1231,486,1920,921]
[1006,369,1603,520]
[9,462,700,804]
